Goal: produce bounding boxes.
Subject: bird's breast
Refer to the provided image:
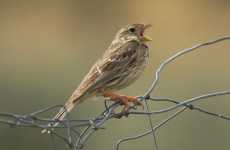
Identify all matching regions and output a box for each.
[110,43,149,90]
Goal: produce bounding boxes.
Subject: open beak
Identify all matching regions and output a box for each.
[141,24,152,42]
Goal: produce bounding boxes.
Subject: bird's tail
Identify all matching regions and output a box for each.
[55,101,75,120]
[41,99,76,133]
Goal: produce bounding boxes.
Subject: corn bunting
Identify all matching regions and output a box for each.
[44,24,151,131]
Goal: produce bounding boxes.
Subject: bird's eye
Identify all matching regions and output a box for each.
[129,28,135,33]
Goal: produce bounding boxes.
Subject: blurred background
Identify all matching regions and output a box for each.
[0,0,230,150]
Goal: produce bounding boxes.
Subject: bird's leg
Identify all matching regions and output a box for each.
[102,91,143,114]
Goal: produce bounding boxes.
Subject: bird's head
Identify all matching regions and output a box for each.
[115,24,152,43]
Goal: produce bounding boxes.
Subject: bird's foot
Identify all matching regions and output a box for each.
[102,91,143,117]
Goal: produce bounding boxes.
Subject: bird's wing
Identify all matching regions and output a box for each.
[70,40,140,103]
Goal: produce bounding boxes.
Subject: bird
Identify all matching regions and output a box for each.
[42,23,151,133]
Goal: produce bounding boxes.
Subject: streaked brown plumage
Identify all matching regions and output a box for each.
[44,24,151,130]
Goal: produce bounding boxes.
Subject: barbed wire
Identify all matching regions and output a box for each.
[1,36,230,150]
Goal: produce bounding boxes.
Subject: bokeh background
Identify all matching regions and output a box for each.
[0,0,230,150]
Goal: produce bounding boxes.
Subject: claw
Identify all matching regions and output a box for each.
[102,91,144,115]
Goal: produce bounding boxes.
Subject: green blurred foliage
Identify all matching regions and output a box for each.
[0,0,230,150]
